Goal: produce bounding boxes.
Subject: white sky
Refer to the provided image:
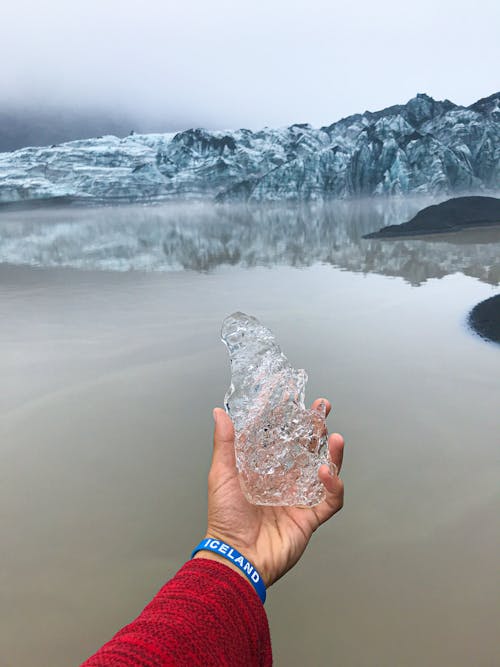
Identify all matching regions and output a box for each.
[1,0,499,129]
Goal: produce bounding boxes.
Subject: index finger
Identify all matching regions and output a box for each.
[311,397,332,418]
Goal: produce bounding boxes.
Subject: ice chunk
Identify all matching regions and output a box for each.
[221,312,333,506]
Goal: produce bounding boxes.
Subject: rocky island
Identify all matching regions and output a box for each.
[363,196,500,239]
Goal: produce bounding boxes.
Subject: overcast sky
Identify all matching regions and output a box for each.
[2,0,499,130]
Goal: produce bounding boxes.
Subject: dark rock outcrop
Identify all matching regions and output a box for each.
[468,294,500,344]
[363,196,500,239]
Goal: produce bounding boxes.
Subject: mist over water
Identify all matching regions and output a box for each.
[0,200,498,666]
[1,199,499,284]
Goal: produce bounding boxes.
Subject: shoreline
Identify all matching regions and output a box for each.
[364,196,500,239]
[468,294,500,344]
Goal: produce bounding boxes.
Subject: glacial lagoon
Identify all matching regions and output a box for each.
[0,198,499,666]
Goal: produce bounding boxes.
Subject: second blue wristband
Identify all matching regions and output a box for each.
[191,538,266,604]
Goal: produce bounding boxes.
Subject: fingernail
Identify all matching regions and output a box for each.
[329,463,338,477]
[213,409,218,424]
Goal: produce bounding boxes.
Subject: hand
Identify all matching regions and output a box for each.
[194,399,344,587]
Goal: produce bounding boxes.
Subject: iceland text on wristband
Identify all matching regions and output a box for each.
[191,538,266,604]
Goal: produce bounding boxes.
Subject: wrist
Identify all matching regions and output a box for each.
[192,550,248,580]
[203,531,272,586]
[191,536,267,603]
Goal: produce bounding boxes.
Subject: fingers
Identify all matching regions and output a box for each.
[329,432,344,473]
[313,432,345,525]
[211,407,236,471]
[315,465,344,525]
[318,463,339,494]
[311,397,331,418]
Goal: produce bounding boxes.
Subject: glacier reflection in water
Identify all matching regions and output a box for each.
[0,198,499,286]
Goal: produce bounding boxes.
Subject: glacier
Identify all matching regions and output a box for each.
[0,93,498,204]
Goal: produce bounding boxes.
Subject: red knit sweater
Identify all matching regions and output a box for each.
[81,558,272,666]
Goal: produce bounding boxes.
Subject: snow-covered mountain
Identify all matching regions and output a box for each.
[0,93,498,204]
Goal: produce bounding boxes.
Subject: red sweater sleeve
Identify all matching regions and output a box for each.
[81,558,272,667]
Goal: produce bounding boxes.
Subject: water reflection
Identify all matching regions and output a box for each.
[0,199,499,285]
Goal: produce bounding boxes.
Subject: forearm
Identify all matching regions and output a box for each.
[81,559,272,667]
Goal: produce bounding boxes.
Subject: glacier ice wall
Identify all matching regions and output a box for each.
[0,93,498,204]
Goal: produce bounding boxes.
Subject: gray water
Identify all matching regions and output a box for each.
[0,200,499,666]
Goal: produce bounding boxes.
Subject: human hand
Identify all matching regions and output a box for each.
[193,399,344,587]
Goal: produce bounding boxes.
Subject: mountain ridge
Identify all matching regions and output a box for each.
[0,92,498,205]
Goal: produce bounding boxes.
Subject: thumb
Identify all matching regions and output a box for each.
[211,407,236,470]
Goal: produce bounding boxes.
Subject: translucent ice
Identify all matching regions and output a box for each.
[221,312,333,507]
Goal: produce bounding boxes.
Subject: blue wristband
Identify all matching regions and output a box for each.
[191,538,266,604]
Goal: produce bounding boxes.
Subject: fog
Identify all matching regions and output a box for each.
[1,0,499,130]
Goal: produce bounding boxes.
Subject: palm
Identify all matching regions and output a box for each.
[206,402,344,586]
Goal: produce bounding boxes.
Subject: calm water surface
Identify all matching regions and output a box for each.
[0,201,499,666]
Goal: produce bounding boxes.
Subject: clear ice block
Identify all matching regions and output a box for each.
[221,312,333,506]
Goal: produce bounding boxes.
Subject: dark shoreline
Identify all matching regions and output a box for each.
[0,195,176,212]
[0,196,78,211]
[364,196,500,239]
[365,221,500,239]
[1,193,499,216]
[468,294,500,344]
